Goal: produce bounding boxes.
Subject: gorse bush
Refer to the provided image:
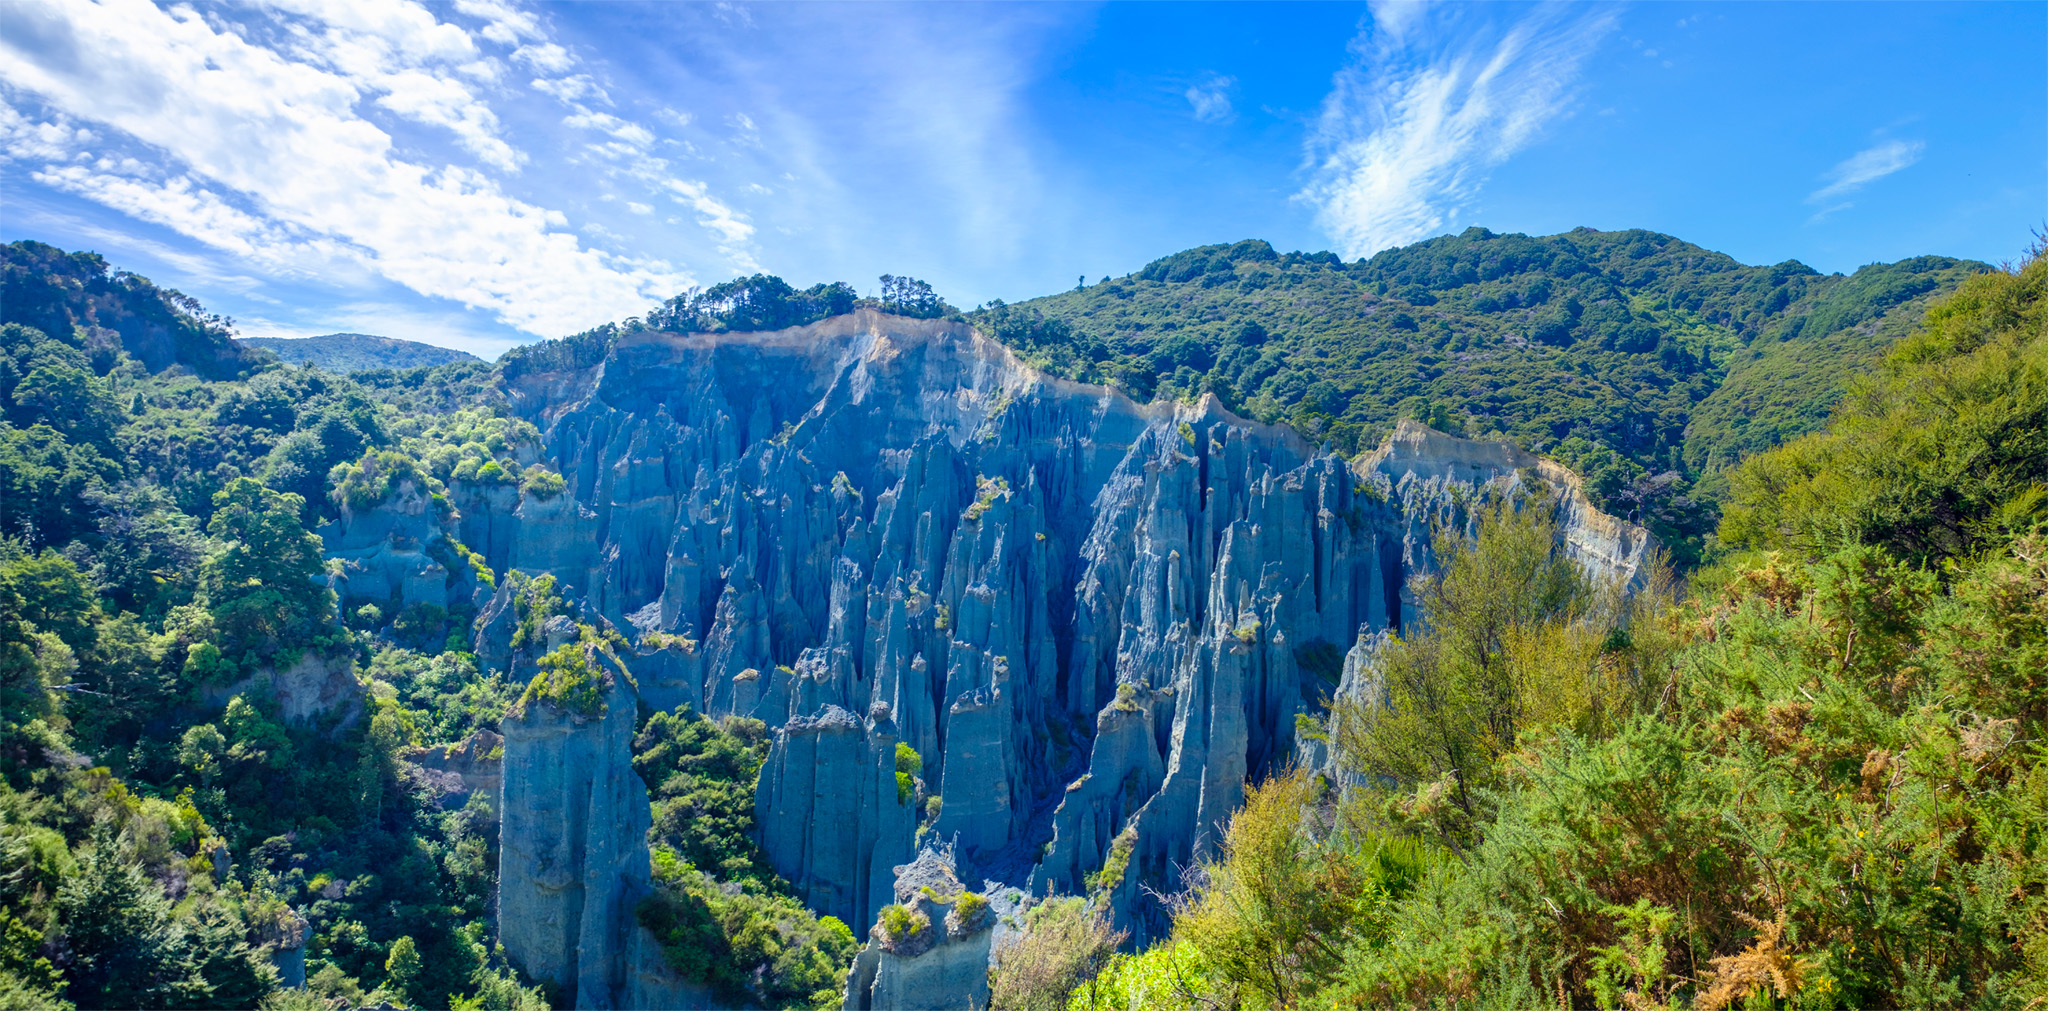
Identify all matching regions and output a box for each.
[1169,771,1421,1009]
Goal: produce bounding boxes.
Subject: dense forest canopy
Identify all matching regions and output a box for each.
[0,230,2036,1011]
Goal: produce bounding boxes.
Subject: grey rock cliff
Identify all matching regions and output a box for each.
[494,647,707,1009]
[483,308,1655,963]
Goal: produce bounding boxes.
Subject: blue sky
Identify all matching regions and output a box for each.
[2,1,2041,358]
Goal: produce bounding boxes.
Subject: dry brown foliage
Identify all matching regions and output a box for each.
[1695,910,1812,1011]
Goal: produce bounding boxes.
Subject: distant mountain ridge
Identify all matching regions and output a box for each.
[239,332,483,372]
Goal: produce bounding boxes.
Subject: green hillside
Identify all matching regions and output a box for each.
[974,228,1984,558]
[1038,242,2048,1011]
[238,334,483,374]
[1,240,255,380]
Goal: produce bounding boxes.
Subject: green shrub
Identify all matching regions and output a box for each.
[1083,825,1138,895]
[990,897,1124,1011]
[1112,682,1141,712]
[519,643,606,718]
[965,474,1009,521]
[879,902,927,945]
[635,706,775,884]
[953,890,990,931]
[638,847,859,1008]
[329,450,438,511]
[506,571,566,650]
[1066,940,1212,1011]
[518,465,566,500]
[895,742,922,804]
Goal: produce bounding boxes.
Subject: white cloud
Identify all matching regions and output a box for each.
[372,69,523,170]
[514,43,575,74]
[0,101,93,162]
[1185,74,1235,123]
[1809,138,1924,203]
[453,0,545,46]
[33,164,299,261]
[0,0,696,336]
[533,74,610,105]
[1296,3,1616,258]
[270,0,522,170]
[625,201,652,215]
[565,109,655,149]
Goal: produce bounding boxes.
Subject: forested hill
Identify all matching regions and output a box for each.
[1,240,256,380]
[238,334,483,373]
[974,228,1984,559]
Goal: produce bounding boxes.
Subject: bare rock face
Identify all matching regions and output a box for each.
[486,309,1656,961]
[751,704,916,930]
[494,651,708,1009]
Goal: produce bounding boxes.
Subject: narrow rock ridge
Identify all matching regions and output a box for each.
[485,308,1656,955]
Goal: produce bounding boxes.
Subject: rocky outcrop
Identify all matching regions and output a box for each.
[202,649,361,728]
[484,308,1655,959]
[494,649,706,1009]
[320,478,486,614]
[751,704,916,930]
[843,846,1011,1011]
[408,729,503,808]
[1359,418,1656,613]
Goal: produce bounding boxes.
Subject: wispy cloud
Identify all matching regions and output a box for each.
[0,0,759,337]
[1185,74,1235,123]
[1296,2,1616,259]
[1809,138,1924,203]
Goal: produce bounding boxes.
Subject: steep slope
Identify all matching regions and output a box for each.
[239,332,483,372]
[486,308,1654,961]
